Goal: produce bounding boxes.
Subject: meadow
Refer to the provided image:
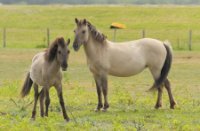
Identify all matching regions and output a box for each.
[1,5,200,49]
[0,5,200,130]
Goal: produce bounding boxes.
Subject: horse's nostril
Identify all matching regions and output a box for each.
[73,43,80,51]
[62,62,67,68]
[73,44,78,49]
[64,64,67,68]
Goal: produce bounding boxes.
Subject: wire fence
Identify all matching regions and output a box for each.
[1,28,200,51]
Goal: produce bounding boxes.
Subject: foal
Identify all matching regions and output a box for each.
[21,37,70,121]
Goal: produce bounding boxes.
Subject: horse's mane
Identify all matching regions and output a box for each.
[86,21,107,43]
[45,37,65,62]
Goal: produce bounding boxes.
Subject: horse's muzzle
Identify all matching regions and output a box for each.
[62,67,67,71]
[73,43,79,51]
[61,64,68,71]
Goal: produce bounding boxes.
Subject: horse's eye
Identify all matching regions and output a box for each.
[58,51,61,54]
[68,50,70,54]
[74,30,76,33]
[82,30,86,34]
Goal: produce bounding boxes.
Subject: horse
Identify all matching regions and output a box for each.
[72,18,176,111]
[21,37,70,121]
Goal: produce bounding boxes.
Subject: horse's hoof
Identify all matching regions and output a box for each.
[154,104,162,109]
[65,118,70,122]
[94,104,103,112]
[147,87,156,92]
[170,101,176,109]
[101,108,107,112]
[30,118,35,122]
[94,108,100,112]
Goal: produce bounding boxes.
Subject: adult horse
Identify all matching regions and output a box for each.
[73,18,176,111]
[21,37,70,121]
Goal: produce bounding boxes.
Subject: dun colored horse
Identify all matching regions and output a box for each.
[21,37,70,121]
[73,18,176,111]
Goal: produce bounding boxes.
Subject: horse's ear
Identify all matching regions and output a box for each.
[66,38,70,46]
[83,19,87,25]
[75,18,79,25]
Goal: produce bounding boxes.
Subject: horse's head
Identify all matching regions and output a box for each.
[47,37,70,71]
[73,18,90,51]
[57,38,70,71]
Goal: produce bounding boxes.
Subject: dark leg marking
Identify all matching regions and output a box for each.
[45,90,50,117]
[31,83,39,119]
[101,77,109,111]
[39,89,45,117]
[55,86,69,121]
[155,86,163,109]
[164,78,176,109]
[94,76,103,111]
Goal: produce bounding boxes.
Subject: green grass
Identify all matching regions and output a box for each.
[0,5,200,49]
[1,5,200,130]
[1,48,200,130]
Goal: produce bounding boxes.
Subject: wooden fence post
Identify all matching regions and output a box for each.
[177,38,180,49]
[113,29,117,42]
[47,28,50,47]
[142,29,145,38]
[3,28,6,48]
[188,29,192,51]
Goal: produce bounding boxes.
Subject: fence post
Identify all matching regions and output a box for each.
[177,38,180,50]
[113,29,117,42]
[3,28,6,48]
[142,29,145,38]
[188,29,192,51]
[47,28,50,47]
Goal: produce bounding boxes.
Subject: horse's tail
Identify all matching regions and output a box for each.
[21,72,33,98]
[155,40,173,88]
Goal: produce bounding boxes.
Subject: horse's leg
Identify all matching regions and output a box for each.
[45,89,50,117]
[94,75,103,111]
[31,83,39,119]
[39,88,45,117]
[101,76,109,111]
[149,67,164,109]
[55,84,69,121]
[155,86,163,109]
[164,78,176,109]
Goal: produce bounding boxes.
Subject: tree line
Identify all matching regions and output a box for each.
[1,0,200,5]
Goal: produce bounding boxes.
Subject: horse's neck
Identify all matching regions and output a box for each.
[83,36,107,61]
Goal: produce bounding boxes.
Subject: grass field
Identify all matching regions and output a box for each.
[0,5,200,49]
[1,49,200,130]
[0,5,200,130]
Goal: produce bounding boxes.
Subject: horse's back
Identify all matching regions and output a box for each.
[128,38,167,70]
[30,52,45,86]
[106,38,167,77]
[109,38,165,54]
[121,38,164,47]
[32,52,45,63]
[137,38,167,66]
